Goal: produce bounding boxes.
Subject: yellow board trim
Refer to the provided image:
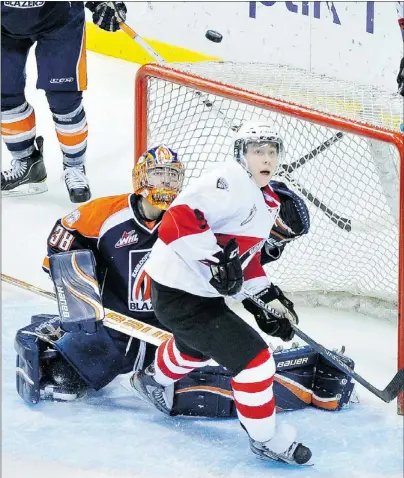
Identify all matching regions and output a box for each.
[86,23,221,64]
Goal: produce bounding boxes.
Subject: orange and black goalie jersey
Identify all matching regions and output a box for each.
[43,193,162,326]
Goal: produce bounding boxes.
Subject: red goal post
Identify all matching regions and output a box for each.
[135,63,404,413]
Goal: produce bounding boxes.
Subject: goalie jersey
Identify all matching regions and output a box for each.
[145,159,281,297]
[43,194,162,327]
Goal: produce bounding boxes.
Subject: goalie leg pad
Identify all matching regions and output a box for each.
[172,365,237,417]
[273,345,317,411]
[50,250,104,333]
[312,353,356,411]
[15,322,43,404]
[15,315,87,404]
[171,347,319,417]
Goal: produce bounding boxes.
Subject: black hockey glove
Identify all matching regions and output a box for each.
[86,2,127,32]
[397,56,404,97]
[261,181,310,265]
[209,239,243,296]
[242,284,298,341]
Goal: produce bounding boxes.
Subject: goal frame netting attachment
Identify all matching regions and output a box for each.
[134,63,404,414]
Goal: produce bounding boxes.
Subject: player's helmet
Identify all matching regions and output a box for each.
[233,121,285,169]
[133,145,185,210]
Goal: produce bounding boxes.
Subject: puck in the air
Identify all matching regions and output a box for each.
[205,30,223,43]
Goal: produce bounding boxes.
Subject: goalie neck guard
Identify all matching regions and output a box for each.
[133,145,185,210]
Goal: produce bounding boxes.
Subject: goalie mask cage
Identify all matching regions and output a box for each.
[135,62,404,414]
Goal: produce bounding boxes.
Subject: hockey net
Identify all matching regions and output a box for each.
[135,62,403,413]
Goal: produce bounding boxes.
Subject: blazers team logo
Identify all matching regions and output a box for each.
[129,250,153,312]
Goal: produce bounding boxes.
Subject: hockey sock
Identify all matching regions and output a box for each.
[231,348,277,442]
[154,336,211,386]
[53,103,88,167]
[1,102,36,160]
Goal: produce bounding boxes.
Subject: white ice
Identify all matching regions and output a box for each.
[2,51,403,478]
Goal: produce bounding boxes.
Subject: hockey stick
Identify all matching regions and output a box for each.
[283,174,352,231]
[1,273,171,347]
[243,289,404,403]
[280,132,344,174]
[278,132,352,231]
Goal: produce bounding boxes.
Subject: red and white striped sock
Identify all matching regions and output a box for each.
[231,348,277,443]
[153,336,211,386]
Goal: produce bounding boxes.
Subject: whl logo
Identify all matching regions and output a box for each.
[115,230,139,248]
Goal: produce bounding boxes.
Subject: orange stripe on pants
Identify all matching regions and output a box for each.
[77,26,87,91]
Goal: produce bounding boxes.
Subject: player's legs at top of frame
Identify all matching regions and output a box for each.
[0,1,127,203]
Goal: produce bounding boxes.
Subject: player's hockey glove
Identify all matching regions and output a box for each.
[397,56,404,97]
[86,2,127,32]
[243,284,298,341]
[262,181,310,265]
[209,239,243,296]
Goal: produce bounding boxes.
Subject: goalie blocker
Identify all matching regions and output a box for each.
[15,312,356,414]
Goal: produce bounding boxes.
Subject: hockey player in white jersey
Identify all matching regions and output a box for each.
[129,121,312,465]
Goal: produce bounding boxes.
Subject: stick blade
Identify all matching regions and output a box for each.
[381,369,404,402]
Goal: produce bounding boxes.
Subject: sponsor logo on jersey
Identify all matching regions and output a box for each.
[50,77,74,84]
[4,1,45,7]
[240,204,257,226]
[115,230,139,248]
[216,177,229,190]
[64,209,81,227]
[129,250,153,312]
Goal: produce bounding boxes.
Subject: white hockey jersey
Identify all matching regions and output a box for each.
[145,159,281,298]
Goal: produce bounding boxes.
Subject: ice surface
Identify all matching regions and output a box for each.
[2,51,403,478]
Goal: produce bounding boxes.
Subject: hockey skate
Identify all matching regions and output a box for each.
[63,164,91,203]
[249,423,312,466]
[128,363,174,415]
[1,136,47,197]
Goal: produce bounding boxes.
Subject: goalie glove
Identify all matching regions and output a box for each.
[262,181,310,264]
[86,2,127,32]
[209,239,243,296]
[242,284,298,341]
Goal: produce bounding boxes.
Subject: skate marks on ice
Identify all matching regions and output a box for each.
[2,289,403,478]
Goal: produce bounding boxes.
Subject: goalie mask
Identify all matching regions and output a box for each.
[233,121,285,172]
[133,145,185,210]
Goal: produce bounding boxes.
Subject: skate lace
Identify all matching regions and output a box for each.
[153,388,168,408]
[260,440,298,460]
[63,166,88,190]
[284,442,298,459]
[3,160,27,181]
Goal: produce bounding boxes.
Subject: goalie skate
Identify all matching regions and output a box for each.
[1,136,47,197]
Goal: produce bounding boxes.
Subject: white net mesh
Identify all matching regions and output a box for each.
[141,62,402,320]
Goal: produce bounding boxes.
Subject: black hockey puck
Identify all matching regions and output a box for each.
[205,30,223,43]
